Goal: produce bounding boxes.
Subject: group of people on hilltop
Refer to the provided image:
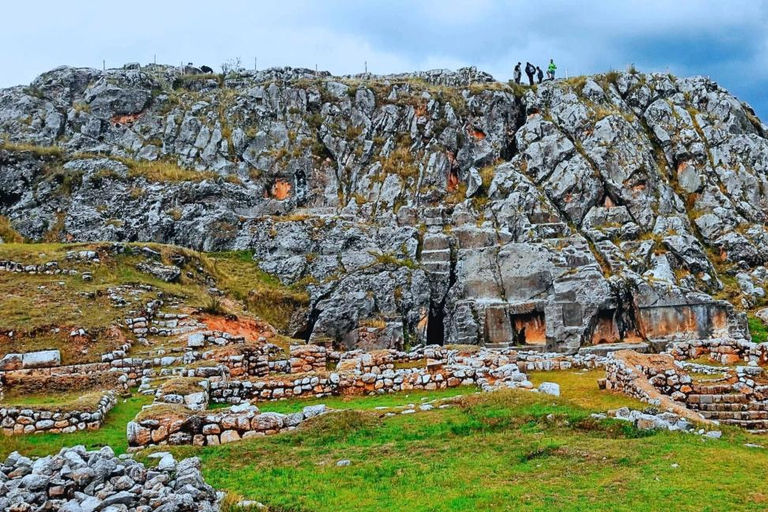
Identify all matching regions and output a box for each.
[513,59,557,86]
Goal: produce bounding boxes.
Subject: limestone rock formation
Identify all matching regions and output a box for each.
[2,64,767,352]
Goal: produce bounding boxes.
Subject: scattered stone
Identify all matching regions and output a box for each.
[538,382,560,397]
[0,447,217,511]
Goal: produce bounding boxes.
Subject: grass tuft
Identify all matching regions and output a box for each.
[0,217,24,243]
[127,159,217,183]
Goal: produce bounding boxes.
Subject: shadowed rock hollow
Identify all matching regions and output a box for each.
[2,64,767,353]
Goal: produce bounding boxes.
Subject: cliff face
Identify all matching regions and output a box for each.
[1,64,767,352]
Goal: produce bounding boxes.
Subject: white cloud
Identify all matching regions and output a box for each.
[2,0,768,115]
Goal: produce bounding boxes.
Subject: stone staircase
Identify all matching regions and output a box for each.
[686,383,768,434]
[420,234,452,278]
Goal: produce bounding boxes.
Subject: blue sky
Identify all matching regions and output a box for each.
[3,0,768,117]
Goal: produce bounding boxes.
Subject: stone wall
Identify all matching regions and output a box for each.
[187,330,245,348]
[209,364,486,404]
[155,379,210,411]
[205,345,610,405]
[603,350,705,422]
[1,362,129,395]
[0,392,116,435]
[666,337,768,365]
[194,343,287,378]
[289,344,327,373]
[0,259,78,276]
[127,402,328,448]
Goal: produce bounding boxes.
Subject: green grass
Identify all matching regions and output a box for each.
[748,315,768,343]
[0,394,152,458]
[684,355,743,368]
[1,390,104,410]
[162,389,768,512]
[527,369,646,411]
[221,386,476,415]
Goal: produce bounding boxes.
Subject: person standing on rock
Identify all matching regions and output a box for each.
[514,63,522,84]
[536,66,544,84]
[547,59,557,80]
[525,62,536,86]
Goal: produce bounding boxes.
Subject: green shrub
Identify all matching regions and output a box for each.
[748,315,768,343]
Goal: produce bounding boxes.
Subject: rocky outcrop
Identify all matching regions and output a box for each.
[2,64,767,351]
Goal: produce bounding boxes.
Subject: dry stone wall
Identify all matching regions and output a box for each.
[603,350,707,422]
[289,344,327,373]
[127,402,328,448]
[0,362,129,395]
[0,392,116,435]
[666,337,768,365]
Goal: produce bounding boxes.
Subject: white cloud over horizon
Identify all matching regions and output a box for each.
[3,0,768,114]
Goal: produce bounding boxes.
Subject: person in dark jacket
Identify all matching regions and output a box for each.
[525,62,535,86]
[513,63,522,84]
[536,66,544,84]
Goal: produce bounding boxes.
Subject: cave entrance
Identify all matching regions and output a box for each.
[426,307,445,346]
[590,308,643,345]
[511,311,546,345]
[591,309,621,344]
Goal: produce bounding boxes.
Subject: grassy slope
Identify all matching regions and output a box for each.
[0,243,306,363]
[166,389,768,512]
[210,250,309,332]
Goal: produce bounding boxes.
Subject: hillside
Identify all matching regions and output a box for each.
[1,64,767,354]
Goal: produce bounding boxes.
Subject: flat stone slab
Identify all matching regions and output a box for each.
[21,350,62,368]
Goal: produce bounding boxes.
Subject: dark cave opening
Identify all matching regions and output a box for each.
[426,307,445,346]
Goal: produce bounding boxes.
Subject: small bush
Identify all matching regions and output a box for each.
[129,187,145,200]
[564,75,588,95]
[370,251,418,269]
[379,146,418,180]
[73,102,91,114]
[479,165,495,189]
[602,70,621,89]
[167,208,183,221]
[0,216,24,243]
[748,315,768,343]
[202,295,226,316]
